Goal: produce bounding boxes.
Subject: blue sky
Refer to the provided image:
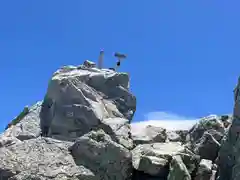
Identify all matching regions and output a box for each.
[0,1,239,132]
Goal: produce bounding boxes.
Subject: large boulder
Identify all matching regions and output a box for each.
[40,63,136,149]
[132,142,185,178]
[194,132,221,161]
[194,159,213,180]
[69,129,132,180]
[189,115,225,144]
[167,155,191,180]
[131,125,167,146]
[187,115,225,163]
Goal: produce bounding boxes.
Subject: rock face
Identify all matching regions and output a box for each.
[0,60,237,180]
[0,61,136,180]
[40,63,136,147]
[217,78,240,180]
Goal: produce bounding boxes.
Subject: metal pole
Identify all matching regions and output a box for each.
[98,49,104,69]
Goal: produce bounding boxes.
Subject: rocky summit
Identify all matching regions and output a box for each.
[0,60,238,180]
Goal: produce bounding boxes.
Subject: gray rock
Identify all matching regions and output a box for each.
[1,102,42,141]
[102,117,133,149]
[83,60,96,68]
[40,63,136,147]
[132,142,184,178]
[6,60,240,180]
[132,125,167,146]
[189,115,225,144]
[220,115,232,128]
[210,170,217,180]
[179,149,200,176]
[194,159,213,180]
[217,77,240,180]
[0,138,95,180]
[0,136,21,148]
[194,132,220,161]
[0,61,137,180]
[166,131,182,142]
[167,155,191,180]
[69,129,132,180]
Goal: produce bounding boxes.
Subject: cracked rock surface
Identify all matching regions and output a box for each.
[1,60,237,180]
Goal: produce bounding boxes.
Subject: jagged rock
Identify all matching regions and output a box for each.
[69,129,132,180]
[0,61,137,180]
[219,115,232,128]
[3,60,240,180]
[5,106,29,130]
[1,102,42,141]
[194,132,221,161]
[83,60,96,68]
[132,125,167,146]
[167,155,191,180]
[189,115,225,144]
[187,115,225,163]
[194,159,212,180]
[217,78,240,180]
[40,63,136,149]
[166,130,181,142]
[0,136,21,148]
[132,142,184,178]
[176,130,190,144]
[179,149,200,177]
[101,117,133,149]
[0,138,95,180]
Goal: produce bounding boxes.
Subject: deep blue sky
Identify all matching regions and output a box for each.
[0,1,239,131]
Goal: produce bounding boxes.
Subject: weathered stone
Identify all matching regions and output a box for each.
[166,131,182,142]
[179,149,200,176]
[175,130,189,143]
[167,155,191,180]
[102,117,133,149]
[132,142,184,178]
[40,64,136,147]
[83,60,96,68]
[1,102,42,141]
[194,132,220,161]
[217,77,240,180]
[0,61,137,180]
[0,138,95,180]
[4,60,240,180]
[0,136,21,148]
[220,115,232,128]
[132,125,167,146]
[189,115,225,144]
[194,159,212,180]
[69,129,132,180]
[5,106,29,130]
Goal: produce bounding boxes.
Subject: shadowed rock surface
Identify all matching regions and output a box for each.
[0,60,237,180]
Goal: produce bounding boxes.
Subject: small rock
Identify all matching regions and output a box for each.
[132,142,184,178]
[194,159,212,180]
[132,125,167,145]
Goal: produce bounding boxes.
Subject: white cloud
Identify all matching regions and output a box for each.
[131,111,199,134]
